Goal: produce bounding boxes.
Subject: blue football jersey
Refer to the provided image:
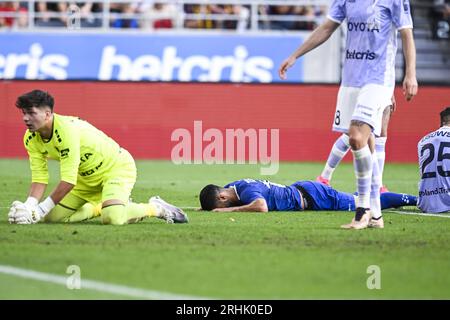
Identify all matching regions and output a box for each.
[224,179,303,211]
[224,179,412,211]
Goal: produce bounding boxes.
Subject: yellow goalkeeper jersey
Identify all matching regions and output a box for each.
[24,113,122,187]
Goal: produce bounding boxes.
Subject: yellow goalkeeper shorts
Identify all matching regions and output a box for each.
[70,148,137,204]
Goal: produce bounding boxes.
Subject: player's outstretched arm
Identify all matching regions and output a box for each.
[400,28,418,101]
[278,19,340,80]
[213,198,269,213]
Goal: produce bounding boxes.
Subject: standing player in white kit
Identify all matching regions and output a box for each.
[279,0,418,229]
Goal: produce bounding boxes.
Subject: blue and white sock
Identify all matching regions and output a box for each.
[370,150,382,219]
[375,137,387,186]
[352,145,373,209]
[380,193,418,209]
[321,134,350,180]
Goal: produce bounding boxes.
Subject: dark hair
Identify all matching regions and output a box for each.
[199,184,221,211]
[440,107,450,126]
[15,90,54,112]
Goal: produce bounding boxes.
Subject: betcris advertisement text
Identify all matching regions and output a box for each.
[0,33,304,83]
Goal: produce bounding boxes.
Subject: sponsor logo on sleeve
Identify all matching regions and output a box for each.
[403,0,410,12]
[60,148,70,158]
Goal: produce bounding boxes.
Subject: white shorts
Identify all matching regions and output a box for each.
[332,84,394,136]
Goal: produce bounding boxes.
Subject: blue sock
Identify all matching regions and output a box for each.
[380,192,417,209]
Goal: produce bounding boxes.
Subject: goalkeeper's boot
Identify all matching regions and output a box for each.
[368,216,384,229]
[149,196,189,224]
[316,175,330,186]
[341,207,371,230]
[380,185,389,193]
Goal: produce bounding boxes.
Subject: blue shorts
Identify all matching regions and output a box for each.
[291,181,355,211]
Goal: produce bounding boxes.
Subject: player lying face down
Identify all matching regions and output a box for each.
[199,179,417,215]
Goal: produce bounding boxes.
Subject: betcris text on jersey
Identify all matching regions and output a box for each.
[0,33,305,83]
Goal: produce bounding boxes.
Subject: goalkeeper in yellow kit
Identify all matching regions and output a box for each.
[8,90,188,225]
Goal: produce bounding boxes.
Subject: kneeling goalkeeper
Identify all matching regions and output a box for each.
[8,90,188,225]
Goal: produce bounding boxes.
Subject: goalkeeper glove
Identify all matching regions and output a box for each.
[8,197,55,224]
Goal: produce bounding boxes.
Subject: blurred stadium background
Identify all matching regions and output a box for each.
[1,0,450,300]
[0,0,449,164]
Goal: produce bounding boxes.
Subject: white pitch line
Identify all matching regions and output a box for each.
[384,210,450,218]
[0,265,211,300]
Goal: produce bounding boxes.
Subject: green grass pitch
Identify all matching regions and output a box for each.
[0,159,449,299]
